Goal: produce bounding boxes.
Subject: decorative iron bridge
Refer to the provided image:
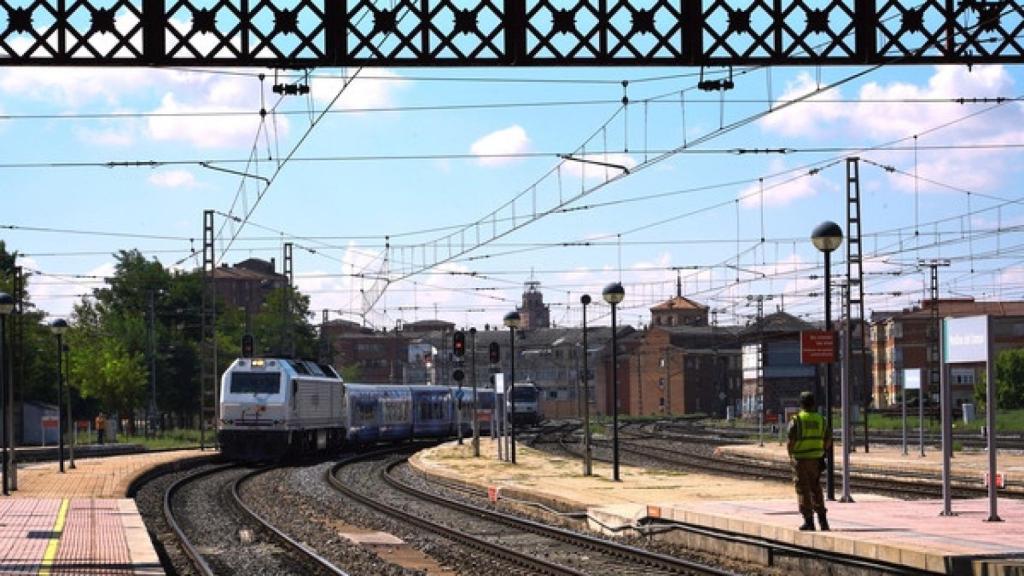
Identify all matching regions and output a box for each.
[1,0,1021,66]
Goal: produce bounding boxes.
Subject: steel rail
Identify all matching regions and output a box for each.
[232,467,351,576]
[162,462,237,576]
[327,448,592,576]
[380,457,739,576]
[619,433,1024,499]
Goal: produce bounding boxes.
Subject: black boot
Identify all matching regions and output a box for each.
[817,512,830,531]
[799,514,815,531]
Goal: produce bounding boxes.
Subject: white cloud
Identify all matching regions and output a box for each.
[759,66,1024,195]
[470,125,531,166]
[146,79,280,149]
[311,69,409,111]
[760,73,847,138]
[738,160,830,208]
[148,170,198,188]
[27,259,114,321]
[0,68,165,108]
[74,125,135,147]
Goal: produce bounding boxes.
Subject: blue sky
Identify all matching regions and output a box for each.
[3,62,1023,329]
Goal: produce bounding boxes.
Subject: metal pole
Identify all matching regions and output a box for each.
[611,302,620,482]
[582,295,592,476]
[57,332,64,474]
[65,345,74,470]
[901,371,908,456]
[841,284,853,503]
[509,326,516,464]
[940,318,954,516]
[471,328,479,457]
[148,290,157,437]
[824,250,835,501]
[985,315,1001,522]
[919,369,925,456]
[0,314,7,495]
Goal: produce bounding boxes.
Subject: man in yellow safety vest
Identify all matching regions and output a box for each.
[787,391,832,531]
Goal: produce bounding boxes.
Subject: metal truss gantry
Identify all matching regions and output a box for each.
[1,0,1022,66]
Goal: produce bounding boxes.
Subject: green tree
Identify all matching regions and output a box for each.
[0,241,61,405]
[973,348,1024,410]
[252,287,317,359]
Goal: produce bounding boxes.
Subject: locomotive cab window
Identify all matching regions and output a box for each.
[230,372,281,394]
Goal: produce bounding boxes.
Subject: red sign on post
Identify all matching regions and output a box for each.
[801,331,836,364]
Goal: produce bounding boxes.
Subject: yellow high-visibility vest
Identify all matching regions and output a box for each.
[791,410,825,460]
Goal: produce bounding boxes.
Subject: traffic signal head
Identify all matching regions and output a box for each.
[489,342,500,364]
[453,330,466,357]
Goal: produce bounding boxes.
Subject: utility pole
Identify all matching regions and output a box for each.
[748,295,771,446]
[147,289,158,437]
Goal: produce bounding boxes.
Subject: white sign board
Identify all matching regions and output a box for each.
[493,373,505,394]
[903,368,921,390]
[943,315,989,364]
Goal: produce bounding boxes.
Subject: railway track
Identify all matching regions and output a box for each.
[540,425,1023,500]
[653,420,1024,452]
[328,447,742,576]
[164,462,349,576]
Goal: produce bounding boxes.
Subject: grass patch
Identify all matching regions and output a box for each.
[105,428,205,450]
[868,408,1024,433]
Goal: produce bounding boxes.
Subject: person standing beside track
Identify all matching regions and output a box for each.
[787,391,832,531]
[95,412,106,445]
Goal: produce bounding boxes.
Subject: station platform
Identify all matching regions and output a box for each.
[410,438,1024,575]
[0,448,209,574]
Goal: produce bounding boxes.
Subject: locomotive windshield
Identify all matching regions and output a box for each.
[511,386,538,401]
[231,372,281,394]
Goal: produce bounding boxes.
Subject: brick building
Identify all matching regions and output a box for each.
[627,324,743,418]
[211,258,287,319]
[870,299,1024,409]
[740,311,818,422]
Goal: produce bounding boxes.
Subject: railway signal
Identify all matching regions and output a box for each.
[453,330,466,357]
[241,334,254,358]
[489,342,500,364]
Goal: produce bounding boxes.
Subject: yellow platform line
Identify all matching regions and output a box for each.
[37,499,69,576]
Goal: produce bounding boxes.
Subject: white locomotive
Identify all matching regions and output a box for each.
[218,357,346,459]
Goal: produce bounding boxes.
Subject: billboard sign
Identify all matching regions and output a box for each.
[800,330,836,364]
[902,368,921,390]
[943,315,989,364]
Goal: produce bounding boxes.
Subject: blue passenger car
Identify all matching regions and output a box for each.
[410,385,453,438]
[344,384,381,444]
[452,387,475,437]
[378,386,413,442]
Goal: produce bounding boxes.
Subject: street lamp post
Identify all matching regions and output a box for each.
[0,292,15,495]
[503,311,520,464]
[580,294,593,476]
[602,282,625,482]
[50,319,69,474]
[63,343,75,470]
[811,221,843,502]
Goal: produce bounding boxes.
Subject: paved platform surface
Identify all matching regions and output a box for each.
[411,438,1024,574]
[0,449,209,575]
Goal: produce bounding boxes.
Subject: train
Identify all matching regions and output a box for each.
[217,357,541,460]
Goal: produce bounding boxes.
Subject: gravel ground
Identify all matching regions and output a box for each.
[137,445,777,575]
[240,454,519,576]
[389,461,783,576]
[134,462,223,576]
